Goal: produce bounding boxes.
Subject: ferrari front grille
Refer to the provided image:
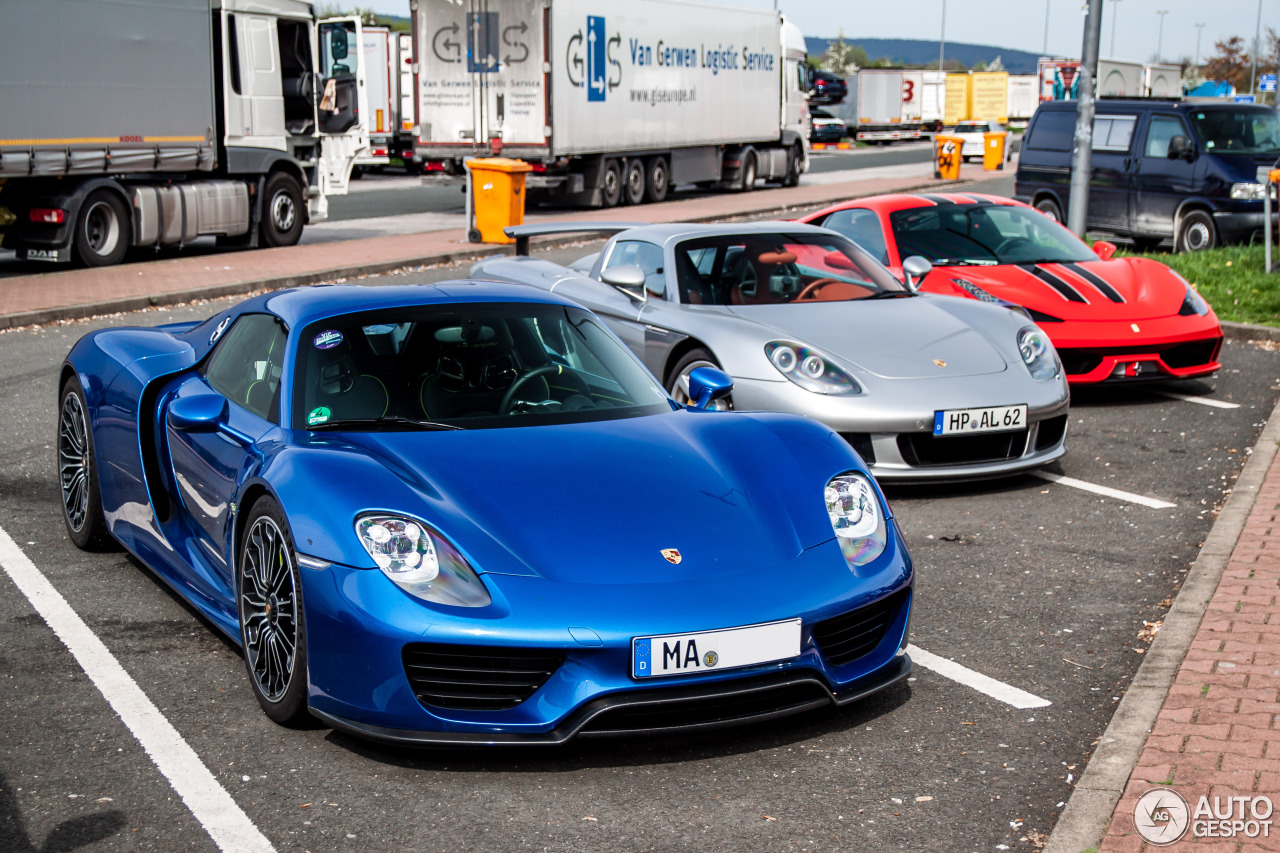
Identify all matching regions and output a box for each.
[402,643,566,711]
[812,589,908,667]
[897,430,1029,467]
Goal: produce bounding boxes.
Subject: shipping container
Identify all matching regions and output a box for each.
[1007,74,1038,124]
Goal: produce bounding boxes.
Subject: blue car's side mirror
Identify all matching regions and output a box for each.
[168,394,228,433]
[688,366,733,410]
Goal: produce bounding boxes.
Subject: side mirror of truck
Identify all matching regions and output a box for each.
[329,29,349,60]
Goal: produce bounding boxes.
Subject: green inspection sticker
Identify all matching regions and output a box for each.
[307,406,331,426]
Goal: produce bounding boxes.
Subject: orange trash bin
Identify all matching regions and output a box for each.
[468,158,532,244]
[982,131,1009,171]
[934,135,963,180]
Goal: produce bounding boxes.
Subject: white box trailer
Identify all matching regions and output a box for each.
[918,70,946,127]
[353,26,394,168]
[392,32,420,170]
[853,69,925,142]
[410,0,810,206]
[1007,74,1038,125]
[0,0,367,266]
[1143,63,1182,97]
[1098,58,1144,97]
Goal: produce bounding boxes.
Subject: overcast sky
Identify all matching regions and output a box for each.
[358,0,1275,66]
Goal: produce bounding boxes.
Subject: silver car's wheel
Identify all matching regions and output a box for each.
[238,501,308,725]
[668,350,732,411]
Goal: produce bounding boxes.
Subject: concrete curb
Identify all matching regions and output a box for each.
[1222,319,1280,343]
[1042,391,1280,853]
[0,176,974,331]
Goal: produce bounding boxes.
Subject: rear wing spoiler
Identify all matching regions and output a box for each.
[504,223,645,256]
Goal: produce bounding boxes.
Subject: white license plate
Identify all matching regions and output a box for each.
[632,618,801,679]
[933,404,1027,435]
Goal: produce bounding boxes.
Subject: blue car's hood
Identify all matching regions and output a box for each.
[337,411,846,584]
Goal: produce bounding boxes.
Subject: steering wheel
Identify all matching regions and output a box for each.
[499,365,592,415]
[795,277,844,302]
[993,237,1036,257]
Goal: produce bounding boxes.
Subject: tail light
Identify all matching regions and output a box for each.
[29,208,65,224]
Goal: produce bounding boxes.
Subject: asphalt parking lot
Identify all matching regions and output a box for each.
[1,233,1278,851]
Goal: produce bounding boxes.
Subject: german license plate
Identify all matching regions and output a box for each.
[934,404,1027,435]
[632,618,801,679]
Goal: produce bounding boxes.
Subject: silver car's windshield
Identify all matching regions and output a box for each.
[889,204,1096,266]
[294,303,671,430]
[673,233,907,306]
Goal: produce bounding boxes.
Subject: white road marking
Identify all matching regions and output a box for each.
[1155,390,1240,409]
[0,525,274,853]
[908,644,1051,709]
[1030,470,1177,509]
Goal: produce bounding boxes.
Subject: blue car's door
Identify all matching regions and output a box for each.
[165,314,287,599]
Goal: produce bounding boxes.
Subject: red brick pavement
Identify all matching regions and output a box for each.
[1100,455,1280,851]
[0,164,1005,324]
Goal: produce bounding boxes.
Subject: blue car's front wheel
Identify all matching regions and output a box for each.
[237,498,310,725]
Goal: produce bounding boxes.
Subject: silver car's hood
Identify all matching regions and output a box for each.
[726,298,1009,379]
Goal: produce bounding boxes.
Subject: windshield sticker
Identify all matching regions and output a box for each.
[314,330,343,350]
[307,406,331,426]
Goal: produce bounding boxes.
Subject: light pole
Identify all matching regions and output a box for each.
[938,0,947,72]
[1156,10,1168,63]
[1109,0,1122,58]
[1249,0,1262,98]
[1043,0,1051,56]
[1194,23,1205,69]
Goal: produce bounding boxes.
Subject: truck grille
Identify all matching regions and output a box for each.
[402,643,566,711]
[812,590,908,667]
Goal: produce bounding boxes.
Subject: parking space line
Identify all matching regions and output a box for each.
[1030,470,1177,509]
[0,525,275,853]
[1155,390,1241,409]
[908,644,1051,709]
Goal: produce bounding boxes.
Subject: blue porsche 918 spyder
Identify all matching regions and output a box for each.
[57,283,914,744]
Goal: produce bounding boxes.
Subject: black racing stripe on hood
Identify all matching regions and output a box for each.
[960,194,993,205]
[919,194,955,205]
[1063,262,1125,303]
[1018,264,1087,303]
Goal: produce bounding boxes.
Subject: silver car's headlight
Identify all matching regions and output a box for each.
[1018,326,1060,381]
[825,473,888,568]
[356,515,490,607]
[766,342,861,395]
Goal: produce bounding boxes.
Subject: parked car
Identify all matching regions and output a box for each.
[58,283,915,743]
[810,108,848,143]
[799,192,1223,385]
[1015,100,1280,251]
[809,69,848,106]
[474,222,1071,482]
[941,120,1008,162]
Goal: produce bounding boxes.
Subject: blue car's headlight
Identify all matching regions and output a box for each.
[1018,326,1060,381]
[825,473,888,568]
[766,341,861,395]
[356,515,490,607]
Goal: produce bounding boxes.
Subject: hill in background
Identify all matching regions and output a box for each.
[805,37,1042,74]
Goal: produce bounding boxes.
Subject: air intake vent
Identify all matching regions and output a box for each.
[812,590,908,667]
[402,643,566,711]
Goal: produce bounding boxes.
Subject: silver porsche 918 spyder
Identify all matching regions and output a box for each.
[471,222,1070,481]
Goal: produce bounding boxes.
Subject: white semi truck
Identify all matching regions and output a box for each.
[409,0,810,206]
[0,0,369,267]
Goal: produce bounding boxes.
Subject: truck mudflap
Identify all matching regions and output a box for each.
[17,246,71,263]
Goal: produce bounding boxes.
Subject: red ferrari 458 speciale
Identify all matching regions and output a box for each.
[800,193,1223,384]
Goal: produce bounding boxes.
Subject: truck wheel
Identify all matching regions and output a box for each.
[738,152,757,192]
[73,190,130,267]
[600,160,622,208]
[623,160,646,205]
[1034,197,1063,223]
[645,157,670,203]
[1175,210,1217,253]
[782,145,801,187]
[260,173,304,247]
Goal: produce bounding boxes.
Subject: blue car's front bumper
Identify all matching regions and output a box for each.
[300,534,914,745]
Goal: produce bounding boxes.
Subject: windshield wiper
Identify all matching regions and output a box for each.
[863,291,916,300]
[935,258,999,266]
[306,416,465,432]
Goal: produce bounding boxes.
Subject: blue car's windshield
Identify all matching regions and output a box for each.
[293,302,672,430]
[889,204,1096,266]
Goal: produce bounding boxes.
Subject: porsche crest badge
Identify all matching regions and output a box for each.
[661,548,682,564]
[933,358,947,368]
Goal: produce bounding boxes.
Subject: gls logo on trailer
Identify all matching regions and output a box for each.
[566,16,621,101]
